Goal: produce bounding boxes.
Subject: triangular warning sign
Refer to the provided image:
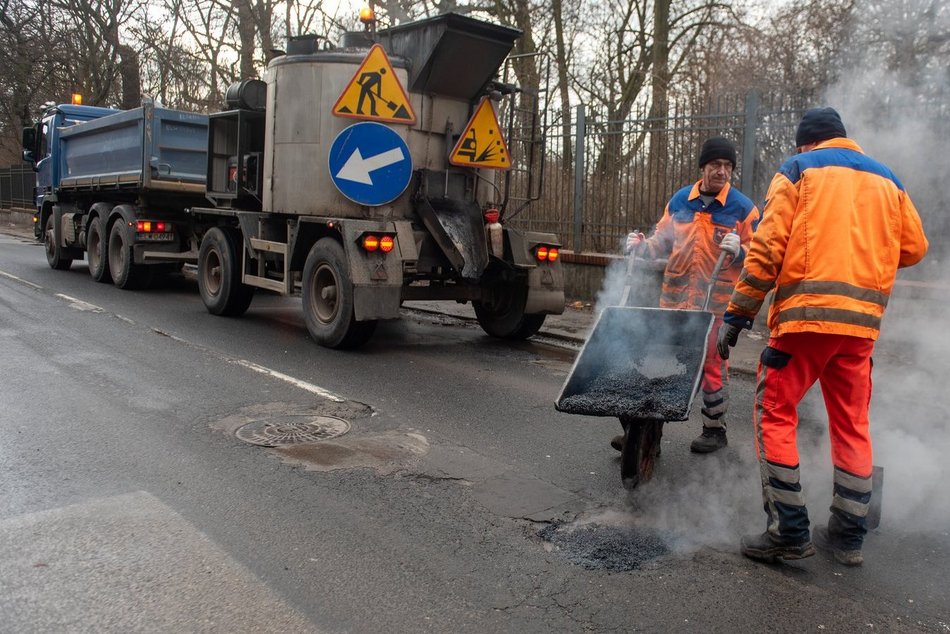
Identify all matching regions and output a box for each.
[332,44,416,125]
[449,97,511,170]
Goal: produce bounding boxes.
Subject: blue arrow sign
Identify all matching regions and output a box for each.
[328,122,412,206]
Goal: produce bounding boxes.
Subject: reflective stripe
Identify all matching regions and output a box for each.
[776,306,882,330]
[832,493,869,518]
[663,275,691,288]
[730,291,762,313]
[739,271,774,293]
[834,468,872,493]
[775,281,889,307]
[766,461,801,485]
[767,485,806,507]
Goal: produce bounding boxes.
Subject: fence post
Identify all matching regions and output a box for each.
[741,92,759,197]
[572,104,586,254]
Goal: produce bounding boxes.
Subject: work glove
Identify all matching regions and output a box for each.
[719,232,740,257]
[625,231,645,254]
[716,322,742,360]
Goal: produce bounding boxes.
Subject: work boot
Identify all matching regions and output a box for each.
[690,426,727,453]
[740,532,816,563]
[610,434,624,452]
[813,525,864,566]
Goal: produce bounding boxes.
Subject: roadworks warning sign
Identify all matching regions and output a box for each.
[449,97,511,170]
[332,44,416,125]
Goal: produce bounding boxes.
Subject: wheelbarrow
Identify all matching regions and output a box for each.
[555,247,729,488]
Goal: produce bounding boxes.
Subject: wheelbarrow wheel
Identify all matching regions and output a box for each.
[619,418,663,489]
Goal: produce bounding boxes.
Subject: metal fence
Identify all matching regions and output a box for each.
[501,92,810,254]
[0,164,35,209]
[502,92,950,261]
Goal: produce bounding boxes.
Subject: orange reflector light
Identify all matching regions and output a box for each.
[71,93,83,105]
[380,235,394,253]
[547,247,559,262]
[363,235,380,252]
[536,246,549,261]
[359,4,375,23]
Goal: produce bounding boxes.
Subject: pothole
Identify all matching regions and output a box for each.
[235,415,350,447]
[538,522,670,571]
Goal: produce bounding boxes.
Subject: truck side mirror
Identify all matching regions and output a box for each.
[21,127,36,164]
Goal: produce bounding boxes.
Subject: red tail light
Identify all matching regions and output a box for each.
[535,244,560,263]
[380,235,395,253]
[362,235,380,252]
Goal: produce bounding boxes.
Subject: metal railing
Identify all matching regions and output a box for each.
[0,164,35,210]
[501,92,809,254]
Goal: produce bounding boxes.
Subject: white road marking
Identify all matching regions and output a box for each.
[150,327,347,402]
[233,359,346,402]
[54,293,104,313]
[0,269,42,290]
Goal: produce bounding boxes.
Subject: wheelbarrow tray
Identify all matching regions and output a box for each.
[555,305,714,421]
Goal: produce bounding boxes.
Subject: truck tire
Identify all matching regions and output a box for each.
[86,215,110,283]
[302,238,377,349]
[108,220,152,289]
[474,283,545,339]
[197,226,254,316]
[44,215,72,271]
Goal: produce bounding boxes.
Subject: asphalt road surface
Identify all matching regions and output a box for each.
[1,231,947,632]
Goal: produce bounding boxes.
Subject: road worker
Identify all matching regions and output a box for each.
[718,107,929,566]
[616,137,759,454]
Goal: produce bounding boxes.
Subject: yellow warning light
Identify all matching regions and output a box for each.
[359,5,375,24]
[71,93,83,105]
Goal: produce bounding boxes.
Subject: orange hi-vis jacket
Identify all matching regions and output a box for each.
[725,138,928,340]
[643,181,759,314]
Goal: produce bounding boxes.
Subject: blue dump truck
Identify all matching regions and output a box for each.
[22,13,565,348]
[22,100,209,288]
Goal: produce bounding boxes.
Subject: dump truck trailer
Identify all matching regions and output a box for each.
[23,12,565,349]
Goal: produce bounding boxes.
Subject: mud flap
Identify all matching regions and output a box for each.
[414,197,489,280]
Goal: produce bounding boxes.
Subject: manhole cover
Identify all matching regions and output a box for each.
[235,415,350,447]
[539,523,670,571]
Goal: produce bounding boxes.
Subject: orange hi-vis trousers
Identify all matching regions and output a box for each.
[701,315,728,429]
[753,332,874,548]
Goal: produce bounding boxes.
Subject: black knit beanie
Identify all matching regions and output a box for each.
[795,107,847,147]
[698,137,737,168]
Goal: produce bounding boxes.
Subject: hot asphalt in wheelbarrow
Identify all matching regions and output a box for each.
[555,305,714,421]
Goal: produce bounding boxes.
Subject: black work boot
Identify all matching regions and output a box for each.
[690,426,727,453]
[813,526,864,566]
[740,532,816,563]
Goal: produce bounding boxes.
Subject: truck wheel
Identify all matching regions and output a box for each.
[108,220,151,289]
[474,284,545,339]
[86,215,110,283]
[302,238,377,349]
[44,215,72,271]
[619,418,663,489]
[197,227,254,316]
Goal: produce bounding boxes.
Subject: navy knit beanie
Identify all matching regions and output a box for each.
[796,107,847,147]
[698,137,737,168]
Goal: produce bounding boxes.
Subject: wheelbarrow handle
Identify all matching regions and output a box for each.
[619,241,646,307]
[701,236,734,313]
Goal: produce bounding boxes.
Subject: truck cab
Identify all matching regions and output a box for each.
[22,103,118,237]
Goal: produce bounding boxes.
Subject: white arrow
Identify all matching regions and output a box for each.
[336,146,406,185]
